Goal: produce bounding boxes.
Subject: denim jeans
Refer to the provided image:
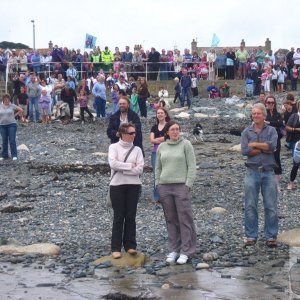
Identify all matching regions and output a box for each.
[29,96,40,122]
[0,123,17,159]
[151,152,159,201]
[94,97,106,117]
[244,168,278,241]
[181,88,191,108]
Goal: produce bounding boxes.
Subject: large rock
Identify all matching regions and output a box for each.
[0,243,60,256]
[93,252,146,268]
[194,113,209,118]
[17,144,29,151]
[210,207,227,214]
[229,144,241,152]
[175,112,190,119]
[278,228,300,246]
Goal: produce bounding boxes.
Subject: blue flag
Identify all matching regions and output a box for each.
[84,34,97,49]
[211,33,220,47]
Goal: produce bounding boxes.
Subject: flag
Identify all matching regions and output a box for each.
[84,34,97,49]
[211,33,220,47]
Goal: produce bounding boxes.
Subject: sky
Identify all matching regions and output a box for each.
[1,0,298,53]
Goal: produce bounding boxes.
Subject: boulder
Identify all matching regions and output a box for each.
[93,252,146,268]
[203,252,219,261]
[17,144,29,151]
[210,207,227,214]
[175,112,190,119]
[229,144,241,152]
[0,243,60,256]
[278,228,300,246]
[196,263,210,270]
[194,113,209,118]
[170,107,187,113]
[92,152,108,156]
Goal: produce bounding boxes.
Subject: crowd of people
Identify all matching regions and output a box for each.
[1,42,300,265]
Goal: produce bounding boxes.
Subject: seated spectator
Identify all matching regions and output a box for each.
[158,86,169,100]
[207,81,219,98]
[219,82,230,98]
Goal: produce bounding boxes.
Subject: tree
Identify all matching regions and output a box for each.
[0,41,30,49]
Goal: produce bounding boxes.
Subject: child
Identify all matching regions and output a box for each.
[277,67,287,93]
[113,57,121,72]
[271,65,278,92]
[260,68,271,93]
[16,86,28,123]
[130,87,139,113]
[191,73,199,97]
[158,86,169,99]
[39,89,51,124]
[207,81,219,98]
[173,77,181,103]
[111,84,120,113]
[78,89,93,123]
[219,82,230,98]
[67,76,76,90]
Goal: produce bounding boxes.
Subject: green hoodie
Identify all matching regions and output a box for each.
[155,137,196,188]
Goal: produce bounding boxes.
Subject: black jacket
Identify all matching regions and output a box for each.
[107,109,144,155]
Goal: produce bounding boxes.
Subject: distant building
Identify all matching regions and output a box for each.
[191,38,272,54]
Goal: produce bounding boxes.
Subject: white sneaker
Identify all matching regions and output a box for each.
[12,157,17,161]
[166,252,180,264]
[176,254,188,265]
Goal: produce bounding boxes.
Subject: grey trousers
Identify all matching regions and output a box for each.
[157,183,197,256]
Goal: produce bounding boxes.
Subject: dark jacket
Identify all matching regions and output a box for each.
[107,109,144,155]
[61,88,77,103]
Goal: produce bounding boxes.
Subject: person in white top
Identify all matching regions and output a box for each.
[108,122,144,259]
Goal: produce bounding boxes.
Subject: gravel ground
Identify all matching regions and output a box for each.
[0,94,299,299]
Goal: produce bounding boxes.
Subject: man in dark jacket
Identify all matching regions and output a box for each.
[148,48,160,81]
[61,82,77,120]
[107,96,144,156]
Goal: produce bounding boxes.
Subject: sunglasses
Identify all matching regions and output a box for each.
[126,132,136,135]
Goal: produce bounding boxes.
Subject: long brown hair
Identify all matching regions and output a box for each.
[156,107,170,124]
[265,95,278,113]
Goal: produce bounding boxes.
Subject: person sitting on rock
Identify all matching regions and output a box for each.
[207,81,219,98]
[219,82,230,98]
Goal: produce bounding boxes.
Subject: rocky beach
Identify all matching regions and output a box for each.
[0,94,300,299]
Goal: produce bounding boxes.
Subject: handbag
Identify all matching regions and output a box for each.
[106,145,135,207]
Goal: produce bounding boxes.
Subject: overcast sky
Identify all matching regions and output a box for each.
[1,0,298,52]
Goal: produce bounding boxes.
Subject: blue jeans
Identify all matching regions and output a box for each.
[94,97,106,117]
[29,96,40,122]
[0,123,17,159]
[181,88,191,108]
[244,168,278,241]
[151,152,159,201]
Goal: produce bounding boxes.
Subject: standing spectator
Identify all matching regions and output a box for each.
[53,73,65,103]
[38,89,51,124]
[226,47,236,79]
[27,74,41,122]
[293,48,300,68]
[61,82,77,121]
[173,77,181,104]
[155,120,197,264]
[241,103,278,247]
[17,50,28,73]
[190,73,199,97]
[92,75,107,118]
[132,51,143,80]
[16,86,28,123]
[107,97,144,156]
[236,44,249,80]
[78,89,93,124]
[275,49,286,66]
[180,68,192,108]
[51,45,64,63]
[101,46,114,73]
[66,63,78,85]
[150,107,170,203]
[215,49,227,79]
[111,84,120,113]
[148,47,160,81]
[159,49,168,80]
[137,77,150,118]
[167,50,175,79]
[255,46,266,70]
[266,49,275,66]
[121,46,133,74]
[290,64,299,91]
[286,47,295,78]
[0,94,23,161]
[207,49,217,80]
[174,49,183,73]
[286,100,300,190]
[108,123,144,259]
[277,66,287,93]
[271,65,278,92]
[31,51,41,75]
[265,95,284,191]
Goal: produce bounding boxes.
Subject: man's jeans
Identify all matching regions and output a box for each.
[244,168,278,241]
[181,88,191,108]
[0,123,17,159]
[29,96,40,122]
